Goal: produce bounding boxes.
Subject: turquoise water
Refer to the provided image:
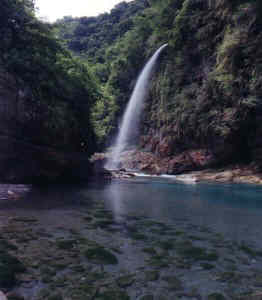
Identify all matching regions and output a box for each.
[2,177,262,299]
[101,177,262,247]
[1,177,262,247]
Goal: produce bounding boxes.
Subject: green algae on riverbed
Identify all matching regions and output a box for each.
[0,238,25,289]
[1,197,262,300]
[85,246,118,265]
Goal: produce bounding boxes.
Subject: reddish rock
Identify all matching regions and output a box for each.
[157,137,173,158]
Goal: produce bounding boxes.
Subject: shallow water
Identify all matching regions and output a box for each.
[2,177,262,299]
[2,177,262,247]
[102,177,262,248]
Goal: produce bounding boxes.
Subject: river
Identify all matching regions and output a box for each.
[1,177,262,299]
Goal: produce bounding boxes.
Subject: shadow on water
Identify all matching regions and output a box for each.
[0,183,101,210]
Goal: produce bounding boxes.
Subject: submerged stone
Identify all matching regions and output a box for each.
[93,219,115,229]
[177,241,218,261]
[85,246,118,265]
[12,217,38,223]
[0,251,25,288]
[116,274,135,288]
[96,290,130,300]
[140,295,154,300]
[200,263,215,270]
[47,294,63,300]
[0,238,17,251]
[207,293,226,300]
[145,270,159,281]
[148,255,169,268]
[142,247,157,255]
[56,239,77,250]
[158,239,175,250]
[163,275,183,291]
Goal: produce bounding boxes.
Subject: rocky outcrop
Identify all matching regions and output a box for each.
[105,148,216,175]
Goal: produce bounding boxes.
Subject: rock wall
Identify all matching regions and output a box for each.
[0,71,92,183]
[137,0,262,172]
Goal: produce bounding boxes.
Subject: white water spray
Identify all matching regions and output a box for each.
[105,44,168,170]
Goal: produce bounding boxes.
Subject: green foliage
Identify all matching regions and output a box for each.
[54,0,149,63]
[53,0,262,163]
[0,0,98,154]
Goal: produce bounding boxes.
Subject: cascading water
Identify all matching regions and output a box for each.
[105,43,168,170]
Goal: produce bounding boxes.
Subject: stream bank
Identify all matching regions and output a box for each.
[91,151,262,185]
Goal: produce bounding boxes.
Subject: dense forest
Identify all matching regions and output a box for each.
[1,0,262,180]
[54,0,262,172]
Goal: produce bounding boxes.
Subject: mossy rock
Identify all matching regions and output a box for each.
[200,263,215,270]
[218,271,236,282]
[93,219,115,229]
[148,255,169,268]
[40,267,57,277]
[47,294,63,300]
[86,271,106,282]
[239,244,256,256]
[208,293,226,300]
[142,247,157,255]
[71,283,97,299]
[93,210,114,219]
[140,295,154,300]
[145,270,159,281]
[70,265,85,272]
[0,251,25,288]
[0,237,18,251]
[96,290,130,300]
[56,239,77,250]
[163,275,183,291]
[174,230,184,236]
[53,276,68,287]
[116,274,135,288]
[129,232,147,241]
[126,226,147,240]
[0,265,16,288]
[85,246,118,265]
[158,240,175,250]
[83,216,93,221]
[12,217,38,223]
[177,242,218,261]
[7,293,25,300]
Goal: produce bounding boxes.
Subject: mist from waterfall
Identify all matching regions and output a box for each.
[105,44,168,170]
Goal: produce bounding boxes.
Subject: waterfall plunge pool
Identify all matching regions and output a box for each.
[1,178,262,299]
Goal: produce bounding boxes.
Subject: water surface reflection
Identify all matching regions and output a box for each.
[102,177,262,247]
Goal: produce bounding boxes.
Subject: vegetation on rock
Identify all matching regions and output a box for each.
[55,0,262,170]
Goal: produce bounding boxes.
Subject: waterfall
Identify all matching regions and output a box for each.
[105,43,168,170]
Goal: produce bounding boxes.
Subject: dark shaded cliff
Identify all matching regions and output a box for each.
[0,0,98,182]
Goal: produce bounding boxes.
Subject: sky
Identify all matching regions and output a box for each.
[35,0,131,22]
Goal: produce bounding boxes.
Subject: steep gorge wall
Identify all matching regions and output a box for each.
[138,0,262,172]
[0,70,93,183]
[55,0,262,173]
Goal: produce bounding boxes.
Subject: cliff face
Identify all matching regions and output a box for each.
[76,0,262,173]
[139,0,262,172]
[14,0,262,177]
[0,0,98,183]
[0,71,93,183]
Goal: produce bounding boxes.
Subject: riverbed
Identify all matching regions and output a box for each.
[1,177,262,299]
